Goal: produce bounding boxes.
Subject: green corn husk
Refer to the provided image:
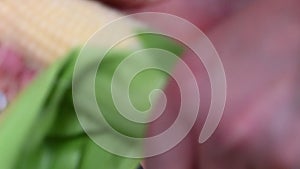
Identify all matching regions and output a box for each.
[0,33,183,169]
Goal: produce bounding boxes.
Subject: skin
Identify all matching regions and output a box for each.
[105,0,300,168]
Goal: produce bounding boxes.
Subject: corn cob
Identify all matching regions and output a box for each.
[0,0,140,67]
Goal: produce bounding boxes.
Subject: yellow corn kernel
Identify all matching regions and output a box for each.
[0,0,141,67]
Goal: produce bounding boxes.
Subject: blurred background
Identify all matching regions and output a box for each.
[0,0,299,169]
